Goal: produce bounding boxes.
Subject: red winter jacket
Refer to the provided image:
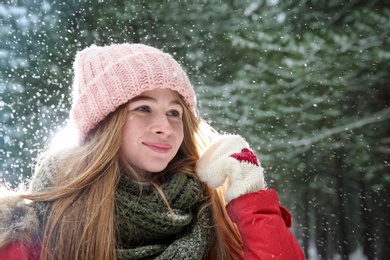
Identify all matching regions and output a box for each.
[227,189,305,259]
[0,189,304,260]
[0,240,41,260]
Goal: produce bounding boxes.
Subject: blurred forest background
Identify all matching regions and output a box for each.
[1,0,389,259]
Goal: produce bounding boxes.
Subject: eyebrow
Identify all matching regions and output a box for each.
[130,95,181,106]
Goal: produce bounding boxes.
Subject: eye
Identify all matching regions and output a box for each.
[167,110,181,118]
[135,106,150,112]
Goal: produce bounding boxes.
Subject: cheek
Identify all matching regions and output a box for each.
[177,133,184,149]
[121,117,138,143]
[123,115,143,133]
[174,122,184,141]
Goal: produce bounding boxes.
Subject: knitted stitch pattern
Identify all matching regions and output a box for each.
[70,43,196,140]
[196,134,265,202]
[29,155,212,260]
[115,173,212,260]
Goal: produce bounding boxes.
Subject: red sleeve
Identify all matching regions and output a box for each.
[0,241,41,260]
[226,189,305,260]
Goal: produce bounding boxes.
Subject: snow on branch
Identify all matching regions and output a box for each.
[283,106,390,149]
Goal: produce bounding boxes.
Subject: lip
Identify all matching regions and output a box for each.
[143,142,172,153]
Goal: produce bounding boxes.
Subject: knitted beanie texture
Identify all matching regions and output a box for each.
[70,43,196,140]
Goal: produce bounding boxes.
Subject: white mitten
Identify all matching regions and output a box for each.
[195,135,265,202]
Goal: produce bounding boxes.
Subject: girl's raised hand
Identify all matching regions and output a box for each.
[196,135,266,202]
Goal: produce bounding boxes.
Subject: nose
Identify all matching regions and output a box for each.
[152,115,173,135]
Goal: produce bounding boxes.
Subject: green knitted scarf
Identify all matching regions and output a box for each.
[115,173,212,260]
[31,155,212,259]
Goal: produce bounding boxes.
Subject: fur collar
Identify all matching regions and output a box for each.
[0,189,39,247]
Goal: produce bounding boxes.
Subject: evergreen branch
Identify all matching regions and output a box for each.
[280,106,390,149]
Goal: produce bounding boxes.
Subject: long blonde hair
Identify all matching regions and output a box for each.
[22,95,243,260]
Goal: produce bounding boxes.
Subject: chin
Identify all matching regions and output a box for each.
[145,164,169,173]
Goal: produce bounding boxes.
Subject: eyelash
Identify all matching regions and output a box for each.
[134,106,182,117]
[136,106,150,112]
[168,110,181,117]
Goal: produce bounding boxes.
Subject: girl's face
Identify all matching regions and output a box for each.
[120,88,184,175]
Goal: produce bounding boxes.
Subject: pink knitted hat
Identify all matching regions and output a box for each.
[69,43,196,140]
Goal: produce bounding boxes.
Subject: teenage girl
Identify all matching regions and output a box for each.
[0,43,304,259]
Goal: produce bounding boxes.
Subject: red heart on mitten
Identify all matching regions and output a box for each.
[229,148,259,166]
